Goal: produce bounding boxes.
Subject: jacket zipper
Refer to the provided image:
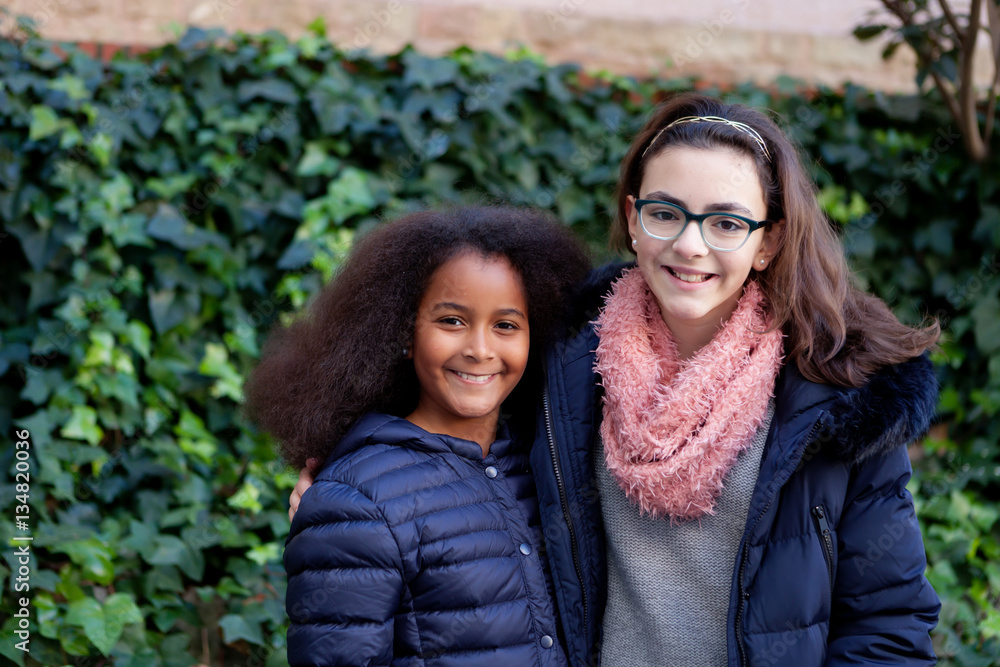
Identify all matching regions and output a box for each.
[542,384,590,644]
[734,496,771,667]
[735,416,825,667]
[812,506,835,593]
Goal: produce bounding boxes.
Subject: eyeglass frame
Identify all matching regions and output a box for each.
[634,198,773,252]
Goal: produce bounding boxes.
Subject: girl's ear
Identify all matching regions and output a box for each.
[626,195,639,245]
[755,219,783,270]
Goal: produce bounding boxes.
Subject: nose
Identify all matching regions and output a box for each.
[463,325,495,361]
[671,219,708,259]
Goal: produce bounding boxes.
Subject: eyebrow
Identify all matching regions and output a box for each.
[644,190,755,217]
[430,302,527,319]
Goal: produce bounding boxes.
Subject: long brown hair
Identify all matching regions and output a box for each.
[613,93,939,387]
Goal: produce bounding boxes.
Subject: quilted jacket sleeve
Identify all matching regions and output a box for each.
[284,479,405,667]
[825,444,940,666]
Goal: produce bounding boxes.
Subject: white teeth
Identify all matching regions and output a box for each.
[670,268,711,283]
[455,371,493,383]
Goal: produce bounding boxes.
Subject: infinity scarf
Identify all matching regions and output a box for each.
[594,268,784,522]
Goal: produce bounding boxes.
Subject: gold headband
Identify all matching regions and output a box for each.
[641,115,772,163]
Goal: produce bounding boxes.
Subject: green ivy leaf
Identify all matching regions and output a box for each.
[147,203,230,251]
[52,537,116,585]
[402,50,459,90]
[147,287,202,334]
[147,174,199,200]
[121,519,159,560]
[0,623,26,665]
[972,294,1000,355]
[853,24,888,41]
[199,342,243,401]
[218,614,265,646]
[296,141,342,177]
[237,79,299,104]
[21,368,63,405]
[147,535,205,581]
[322,167,375,226]
[227,479,263,514]
[126,321,153,359]
[28,104,68,140]
[65,593,142,656]
[246,542,280,565]
[61,405,104,446]
[50,76,89,103]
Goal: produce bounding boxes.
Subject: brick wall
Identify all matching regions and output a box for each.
[3,0,993,92]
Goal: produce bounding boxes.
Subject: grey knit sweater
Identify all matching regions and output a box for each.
[596,401,774,666]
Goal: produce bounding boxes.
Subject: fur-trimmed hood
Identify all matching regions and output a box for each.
[773,353,937,465]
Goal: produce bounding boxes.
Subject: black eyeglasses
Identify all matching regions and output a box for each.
[635,199,771,251]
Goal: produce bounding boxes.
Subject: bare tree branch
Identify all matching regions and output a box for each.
[984,1,1000,142]
[869,0,998,161]
[985,0,1000,61]
[959,0,986,160]
[937,0,967,47]
[930,68,966,127]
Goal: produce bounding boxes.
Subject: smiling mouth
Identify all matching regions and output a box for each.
[667,267,715,283]
[452,370,497,383]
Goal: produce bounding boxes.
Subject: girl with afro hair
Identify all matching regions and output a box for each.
[244,205,590,666]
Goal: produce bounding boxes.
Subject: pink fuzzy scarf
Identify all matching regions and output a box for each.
[594,268,784,522]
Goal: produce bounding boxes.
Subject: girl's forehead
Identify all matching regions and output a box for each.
[423,252,526,303]
[640,146,766,211]
[435,249,516,276]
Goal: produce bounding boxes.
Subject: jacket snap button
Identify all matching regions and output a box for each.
[485,466,498,478]
[743,591,751,600]
[519,543,532,555]
[540,635,553,648]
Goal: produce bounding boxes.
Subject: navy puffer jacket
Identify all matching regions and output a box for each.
[531,264,940,666]
[285,412,569,667]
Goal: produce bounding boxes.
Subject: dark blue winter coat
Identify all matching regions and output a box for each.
[530,264,941,667]
[284,412,569,667]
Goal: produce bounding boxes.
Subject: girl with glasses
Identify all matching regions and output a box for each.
[288,94,941,666]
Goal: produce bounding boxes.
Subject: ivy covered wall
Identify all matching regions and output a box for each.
[1,21,998,666]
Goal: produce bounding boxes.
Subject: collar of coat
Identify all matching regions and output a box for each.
[772,353,936,464]
[323,412,518,469]
[571,263,937,465]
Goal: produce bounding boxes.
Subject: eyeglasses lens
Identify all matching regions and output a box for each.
[640,202,750,250]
